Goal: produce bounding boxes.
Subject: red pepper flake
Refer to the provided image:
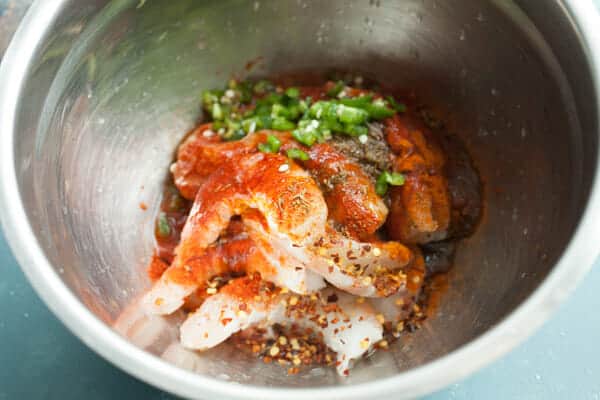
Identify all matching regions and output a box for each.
[239,303,248,311]
[139,202,148,210]
[322,304,338,313]
[327,293,338,303]
[343,369,350,376]
[221,318,232,326]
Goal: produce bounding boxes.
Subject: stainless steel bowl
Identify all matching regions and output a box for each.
[1,1,599,399]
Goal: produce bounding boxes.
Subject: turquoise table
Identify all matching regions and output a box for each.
[1,2,599,398]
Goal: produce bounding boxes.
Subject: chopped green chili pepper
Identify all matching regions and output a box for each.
[292,119,322,146]
[319,117,343,133]
[271,117,296,131]
[343,124,368,137]
[299,98,311,113]
[337,104,369,124]
[365,99,395,119]
[264,92,284,105]
[375,178,388,196]
[258,134,282,153]
[270,102,301,121]
[253,80,274,95]
[211,103,224,120]
[339,95,373,108]
[375,171,406,196]
[241,117,262,134]
[222,128,246,141]
[386,96,407,113]
[327,81,345,97]
[285,87,300,98]
[309,101,330,119]
[286,148,310,161]
[201,89,222,108]
[386,172,406,185]
[271,103,289,118]
[201,79,403,149]
[285,103,302,120]
[253,102,272,117]
[258,115,273,129]
[225,118,241,131]
[292,129,318,146]
[321,129,333,140]
[156,212,171,238]
[324,102,340,121]
[211,120,225,130]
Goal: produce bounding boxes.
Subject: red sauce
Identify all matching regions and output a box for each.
[147,253,169,281]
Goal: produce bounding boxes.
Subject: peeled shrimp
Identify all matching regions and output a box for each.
[143,153,327,315]
[384,114,451,244]
[243,214,416,298]
[180,275,283,350]
[172,125,276,200]
[180,276,383,375]
[301,142,388,239]
[171,127,387,239]
[308,227,417,297]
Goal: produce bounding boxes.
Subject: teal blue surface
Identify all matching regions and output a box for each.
[1,230,599,399]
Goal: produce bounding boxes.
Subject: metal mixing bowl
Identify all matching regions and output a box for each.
[1,1,599,399]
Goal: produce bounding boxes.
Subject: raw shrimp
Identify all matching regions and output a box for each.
[308,227,422,297]
[301,142,387,239]
[171,124,274,200]
[384,114,451,244]
[245,216,418,298]
[143,153,327,315]
[171,128,387,239]
[180,275,283,350]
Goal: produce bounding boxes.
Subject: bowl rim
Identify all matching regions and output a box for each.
[1,1,600,399]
